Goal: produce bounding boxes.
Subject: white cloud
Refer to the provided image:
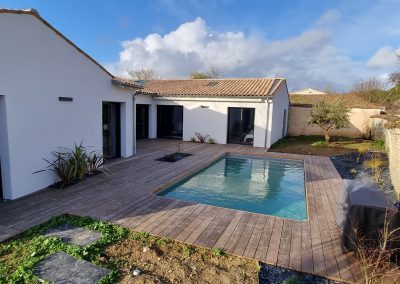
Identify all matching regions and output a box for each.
[108,15,386,90]
[367,46,400,69]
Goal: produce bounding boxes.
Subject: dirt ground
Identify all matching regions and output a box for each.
[268,136,379,157]
[105,233,259,284]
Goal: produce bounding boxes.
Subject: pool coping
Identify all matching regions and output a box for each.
[152,151,310,222]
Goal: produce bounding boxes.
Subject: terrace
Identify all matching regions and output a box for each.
[0,139,361,283]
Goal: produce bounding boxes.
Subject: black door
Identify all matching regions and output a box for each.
[157,105,183,139]
[0,161,3,200]
[227,107,255,145]
[102,102,121,160]
[136,104,149,139]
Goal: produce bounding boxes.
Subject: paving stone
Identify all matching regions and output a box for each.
[35,252,110,284]
[43,224,102,246]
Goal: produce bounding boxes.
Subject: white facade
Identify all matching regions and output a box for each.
[135,81,289,148]
[0,11,135,199]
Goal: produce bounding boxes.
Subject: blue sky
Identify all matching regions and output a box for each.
[2,0,400,90]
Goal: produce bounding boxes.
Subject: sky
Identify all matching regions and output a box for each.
[1,0,400,90]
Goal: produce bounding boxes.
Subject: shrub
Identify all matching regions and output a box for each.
[41,142,103,188]
[194,132,210,143]
[207,137,217,144]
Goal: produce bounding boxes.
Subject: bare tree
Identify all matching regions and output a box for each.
[351,77,386,102]
[208,64,220,79]
[189,65,220,79]
[388,54,400,86]
[128,68,157,81]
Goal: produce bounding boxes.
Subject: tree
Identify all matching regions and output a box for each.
[351,78,386,103]
[309,99,350,144]
[388,55,400,86]
[189,65,220,79]
[128,68,157,81]
[189,71,210,79]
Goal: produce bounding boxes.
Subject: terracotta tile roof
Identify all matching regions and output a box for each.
[136,78,285,97]
[290,94,384,109]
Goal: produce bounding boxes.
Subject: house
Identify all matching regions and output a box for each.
[0,9,289,200]
[0,9,141,200]
[128,78,289,148]
[290,88,327,95]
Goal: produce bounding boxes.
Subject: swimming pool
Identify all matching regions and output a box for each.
[157,154,307,220]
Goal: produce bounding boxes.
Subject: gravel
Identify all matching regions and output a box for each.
[259,263,343,284]
[330,152,396,201]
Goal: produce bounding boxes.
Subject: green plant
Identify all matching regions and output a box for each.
[39,142,103,188]
[311,140,327,147]
[357,147,368,163]
[270,137,289,148]
[211,247,225,257]
[0,214,127,284]
[156,237,169,246]
[190,137,197,142]
[207,137,217,144]
[195,132,210,143]
[363,152,384,182]
[284,276,300,284]
[309,99,350,144]
[182,246,195,257]
[371,140,385,151]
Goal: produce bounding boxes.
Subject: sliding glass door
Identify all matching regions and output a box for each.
[102,102,121,160]
[157,105,183,139]
[136,104,149,139]
[227,107,255,145]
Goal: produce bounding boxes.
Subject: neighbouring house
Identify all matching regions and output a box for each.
[0,9,141,200]
[0,9,290,200]
[290,88,327,96]
[128,78,289,148]
[288,93,384,138]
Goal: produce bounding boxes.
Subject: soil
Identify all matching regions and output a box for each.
[105,236,259,284]
[269,143,355,157]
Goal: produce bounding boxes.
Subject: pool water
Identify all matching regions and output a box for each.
[158,155,307,220]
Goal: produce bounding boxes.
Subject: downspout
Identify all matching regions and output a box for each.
[264,98,272,148]
[132,91,141,156]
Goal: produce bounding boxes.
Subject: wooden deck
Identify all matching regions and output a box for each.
[0,139,361,283]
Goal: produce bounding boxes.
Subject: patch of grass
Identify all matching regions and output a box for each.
[0,214,128,284]
[371,140,385,151]
[270,137,289,148]
[155,237,170,246]
[311,140,327,147]
[211,247,225,257]
[181,246,195,257]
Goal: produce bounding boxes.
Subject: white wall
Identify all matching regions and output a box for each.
[136,95,270,147]
[0,13,134,199]
[268,84,290,147]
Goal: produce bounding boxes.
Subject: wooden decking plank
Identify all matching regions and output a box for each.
[277,219,293,267]
[203,209,236,249]
[223,212,252,253]
[301,222,314,274]
[289,221,302,271]
[254,217,275,261]
[213,210,244,249]
[265,218,284,265]
[232,213,259,256]
[243,214,268,259]
[194,208,230,246]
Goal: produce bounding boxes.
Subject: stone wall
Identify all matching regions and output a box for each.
[385,127,400,197]
[288,106,381,138]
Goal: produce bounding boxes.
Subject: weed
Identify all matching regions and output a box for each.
[284,276,300,284]
[182,246,195,257]
[363,152,384,182]
[371,140,385,151]
[207,137,217,144]
[270,138,289,148]
[156,237,169,246]
[190,137,197,142]
[0,214,127,284]
[357,147,368,163]
[311,140,327,147]
[194,132,210,143]
[211,247,225,257]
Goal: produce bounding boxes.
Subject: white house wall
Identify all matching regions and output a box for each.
[135,95,270,147]
[0,13,134,199]
[268,84,290,147]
